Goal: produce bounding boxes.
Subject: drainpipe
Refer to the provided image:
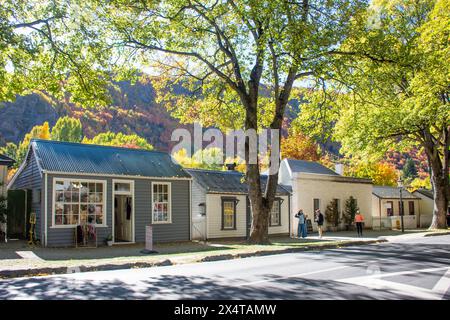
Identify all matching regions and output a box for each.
[189,180,192,241]
[44,172,47,247]
[288,193,291,238]
[24,189,27,239]
[379,198,381,230]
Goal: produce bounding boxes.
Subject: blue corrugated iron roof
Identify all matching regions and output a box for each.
[30,139,190,178]
[0,154,15,166]
[186,168,290,195]
[286,159,339,175]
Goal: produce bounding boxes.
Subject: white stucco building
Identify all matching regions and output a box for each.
[278,159,373,236]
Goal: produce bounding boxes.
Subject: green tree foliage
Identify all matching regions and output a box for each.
[1,121,153,169]
[0,0,112,104]
[402,158,418,182]
[82,132,154,150]
[342,196,359,228]
[173,147,224,171]
[325,199,340,228]
[296,0,449,228]
[51,116,83,143]
[95,0,367,244]
[0,143,18,163]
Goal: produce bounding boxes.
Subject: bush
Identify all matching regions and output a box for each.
[342,196,359,227]
[325,199,340,227]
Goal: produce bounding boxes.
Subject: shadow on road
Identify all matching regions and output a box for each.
[0,272,414,300]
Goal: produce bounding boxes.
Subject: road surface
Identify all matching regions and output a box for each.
[1,234,449,300]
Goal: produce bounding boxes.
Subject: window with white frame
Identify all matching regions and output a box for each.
[152,183,171,223]
[270,199,281,226]
[54,179,106,226]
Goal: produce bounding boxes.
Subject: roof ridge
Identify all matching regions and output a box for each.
[31,138,168,155]
[185,168,242,174]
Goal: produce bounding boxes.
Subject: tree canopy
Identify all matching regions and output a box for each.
[91,0,368,243]
[296,0,449,228]
[51,116,83,142]
[0,0,113,104]
[82,132,154,150]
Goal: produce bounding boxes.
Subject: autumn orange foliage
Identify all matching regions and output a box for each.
[281,133,320,161]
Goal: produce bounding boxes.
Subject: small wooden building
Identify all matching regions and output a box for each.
[187,168,291,240]
[8,139,192,247]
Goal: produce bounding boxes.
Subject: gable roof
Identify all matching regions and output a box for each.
[186,168,290,195]
[285,159,339,176]
[414,188,434,199]
[0,154,15,167]
[372,186,420,199]
[15,139,190,179]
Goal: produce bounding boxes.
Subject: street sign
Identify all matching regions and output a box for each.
[145,225,153,251]
[141,225,158,254]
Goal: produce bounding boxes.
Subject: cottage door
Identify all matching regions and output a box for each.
[113,181,134,243]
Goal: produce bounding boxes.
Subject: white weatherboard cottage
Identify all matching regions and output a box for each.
[371,186,423,229]
[278,159,373,236]
[187,168,291,240]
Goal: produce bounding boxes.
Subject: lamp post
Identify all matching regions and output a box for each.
[397,178,404,233]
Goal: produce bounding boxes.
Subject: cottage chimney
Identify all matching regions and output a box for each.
[335,163,344,175]
[226,162,237,171]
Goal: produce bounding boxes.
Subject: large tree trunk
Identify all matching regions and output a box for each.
[244,87,273,244]
[245,65,296,244]
[423,127,449,229]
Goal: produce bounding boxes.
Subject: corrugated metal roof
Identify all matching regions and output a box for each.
[414,188,434,199]
[30,139,190,178]
[286,159,339,176]
[0,154,15,166]
[186,168,290,195]
[372,186,420,199]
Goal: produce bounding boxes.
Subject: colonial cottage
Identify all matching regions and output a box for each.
[187,168,291,240]
[371,186,422,229]
[278,159,373,236]
[8,139,192,247]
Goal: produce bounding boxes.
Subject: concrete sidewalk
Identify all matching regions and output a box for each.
[0,229,448,279]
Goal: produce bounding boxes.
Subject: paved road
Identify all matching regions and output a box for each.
[1,235,449,300]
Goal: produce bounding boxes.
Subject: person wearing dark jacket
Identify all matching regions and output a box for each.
[315,209,324,239]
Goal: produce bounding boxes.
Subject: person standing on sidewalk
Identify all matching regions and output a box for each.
[315,209,324,239]
[354,210,364,237]
[295,209,307,238]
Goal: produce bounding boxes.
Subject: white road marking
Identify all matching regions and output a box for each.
[15,251,43,261]
[337,266,450,300]
[432,268,450,299]
[232,265,353,287]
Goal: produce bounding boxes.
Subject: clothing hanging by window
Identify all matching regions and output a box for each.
[126,198,132,220]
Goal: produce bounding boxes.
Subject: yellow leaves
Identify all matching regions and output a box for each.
[38,122,50,140]
[408,177,432,192]
[280,133,320,161]
[7,168,17,183]
[345,161,398,186]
